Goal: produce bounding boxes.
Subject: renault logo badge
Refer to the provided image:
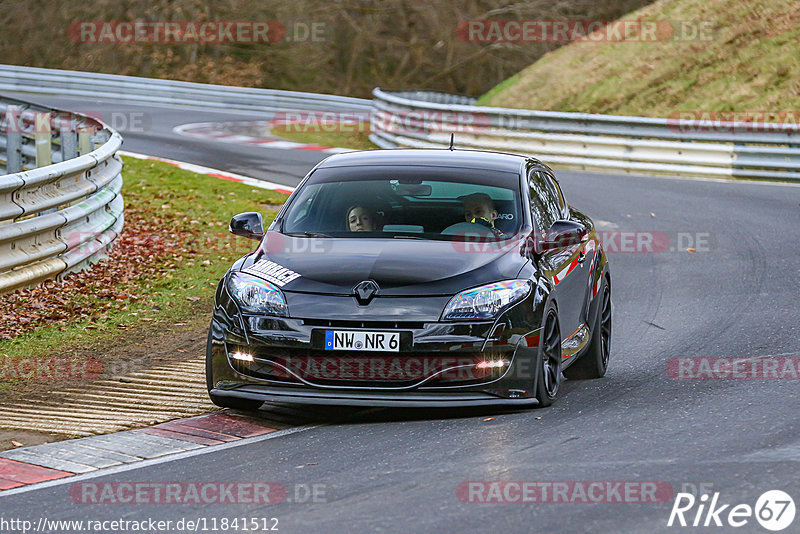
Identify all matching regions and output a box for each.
[353,280,379,305]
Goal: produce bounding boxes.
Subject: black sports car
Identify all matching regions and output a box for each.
[206,149,611,409]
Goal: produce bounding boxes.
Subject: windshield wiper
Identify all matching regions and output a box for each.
[285,231,332,238]
[392,234,425,240]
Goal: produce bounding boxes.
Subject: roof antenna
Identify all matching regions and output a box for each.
[449,133,455,151]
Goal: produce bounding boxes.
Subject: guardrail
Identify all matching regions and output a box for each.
[0,96,123,294]
[370,89,800,181]
[0,64,371,113]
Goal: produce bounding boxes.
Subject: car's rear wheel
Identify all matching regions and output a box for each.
[535,308,562,407]
[564,279,611,380]
[205,325,263,411]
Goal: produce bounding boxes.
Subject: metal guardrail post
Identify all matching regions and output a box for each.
[35,111,52,168]
[5,105,22,173]
[78,131,92,155]
[91,130,110,150]
[60,124,78,161]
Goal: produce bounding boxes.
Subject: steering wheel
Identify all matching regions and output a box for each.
[441,221,496,236]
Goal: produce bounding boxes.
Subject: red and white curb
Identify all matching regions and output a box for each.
[0,412,287,491]
[118,150,296,195]
[174,121,353,154]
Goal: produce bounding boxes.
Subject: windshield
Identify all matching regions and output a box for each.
[281,166,523,241]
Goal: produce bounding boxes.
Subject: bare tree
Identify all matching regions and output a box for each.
[0,0,654,97]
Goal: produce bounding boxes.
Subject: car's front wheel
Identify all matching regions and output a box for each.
[564,279,611,380]
[205,325,263,411]
[535,308,562,407]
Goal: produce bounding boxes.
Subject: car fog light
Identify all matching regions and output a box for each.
[476,360,510,369]
[231,351,254,362]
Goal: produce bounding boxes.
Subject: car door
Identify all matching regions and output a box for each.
[530,169,586,341]
[543,169,598,327]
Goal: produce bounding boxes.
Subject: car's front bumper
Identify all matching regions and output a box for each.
[207,288,546,407]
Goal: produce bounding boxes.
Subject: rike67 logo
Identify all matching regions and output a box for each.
[668,490,796,531]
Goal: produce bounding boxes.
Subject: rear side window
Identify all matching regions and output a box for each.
[540,170,566,216]
[528,170,554,232]
[535,171,563,223]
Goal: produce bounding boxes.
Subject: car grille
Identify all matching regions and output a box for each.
[228,346,510,388]
[300,318,426,330]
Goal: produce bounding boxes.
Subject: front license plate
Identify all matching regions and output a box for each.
[324,330,400,352]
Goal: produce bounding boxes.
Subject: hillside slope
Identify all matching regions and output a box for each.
[479,0,800,116]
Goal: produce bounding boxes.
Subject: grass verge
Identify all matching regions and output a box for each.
[0,156,288,385]
[269,123,377,151]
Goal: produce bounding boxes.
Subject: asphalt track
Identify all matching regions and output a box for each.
[1,93,798,533]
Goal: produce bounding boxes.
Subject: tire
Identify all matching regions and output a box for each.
[206,324,263,411]
[564,279,611,380]
[535,308,562,407]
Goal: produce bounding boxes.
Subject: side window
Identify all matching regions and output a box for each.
[283,183,321,231]
[528,170,554,232]
[541,170,566,217]
[536,171,563,222]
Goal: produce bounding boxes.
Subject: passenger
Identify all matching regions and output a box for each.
[346,205,379,232]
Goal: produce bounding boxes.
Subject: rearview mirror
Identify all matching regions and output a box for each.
[395,184,432,196]
[229,212,264,240]
[541,220,588,250]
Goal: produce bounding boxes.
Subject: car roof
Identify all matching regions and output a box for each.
[316,148,539,173]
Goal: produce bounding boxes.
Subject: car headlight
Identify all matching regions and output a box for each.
[442,280,532,321]
[227,272,289,316]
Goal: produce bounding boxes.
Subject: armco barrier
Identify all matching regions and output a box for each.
[0,96,123,294]
[5,65,798,181]
[0,64,370,113]
[370,89,800,181]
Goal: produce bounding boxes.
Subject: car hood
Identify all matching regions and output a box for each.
[236,233,529,296]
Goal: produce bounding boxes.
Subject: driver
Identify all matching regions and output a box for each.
[460,192,505,237]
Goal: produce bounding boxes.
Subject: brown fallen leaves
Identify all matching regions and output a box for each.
[0,210,197,340]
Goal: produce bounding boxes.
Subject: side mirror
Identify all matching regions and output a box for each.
[229,212,264,240]
[541,220,588,251]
